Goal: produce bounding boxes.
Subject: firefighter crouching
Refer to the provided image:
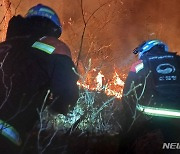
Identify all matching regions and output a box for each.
[0,4,79,153]
[119,40,180,153]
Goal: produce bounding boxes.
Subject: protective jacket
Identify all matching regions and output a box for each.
[122,50,180,118]
[120,44,180,154]
[0,35,79,147]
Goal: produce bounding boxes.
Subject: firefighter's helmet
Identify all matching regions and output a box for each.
[26,4,62,36]
[133,40,168,59]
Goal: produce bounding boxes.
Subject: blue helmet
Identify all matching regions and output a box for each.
[133,40,169,59]
[26,4,62,31]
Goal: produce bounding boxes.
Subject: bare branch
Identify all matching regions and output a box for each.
[76,0,115,67]
[14,0,23,15]
[41,129,58,153]
[0,2,11,25]
[37,90,50,153]
[123,71,152,132]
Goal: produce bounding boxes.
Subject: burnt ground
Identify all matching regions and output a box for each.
[24,128,180,154]
[21,118,180,154]
[21,91,180,154]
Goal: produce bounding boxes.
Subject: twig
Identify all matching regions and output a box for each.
[41,129,58,153]
[0,2,11,25]
[138,71,151,100]
[92,96,115,120]
[37,90,50,153]
[76,0,114,67]
[14,0,22,15]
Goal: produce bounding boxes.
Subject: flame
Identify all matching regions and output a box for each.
[113,72,124,86]
[104,71,125,98]
[77,70,126,99]
[96,71,104,91]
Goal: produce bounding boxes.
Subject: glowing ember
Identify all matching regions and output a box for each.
[104,71,125,98]
[113,72,124,86]
[77,70,126,99]
[77,81,90,89]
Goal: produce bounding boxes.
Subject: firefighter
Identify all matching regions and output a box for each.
[120,40,180,153]
[0,4,79,153]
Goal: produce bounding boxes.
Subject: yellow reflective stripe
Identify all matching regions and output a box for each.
[0,120,22,146]
[136,104,180,118]
[32,41,55,54]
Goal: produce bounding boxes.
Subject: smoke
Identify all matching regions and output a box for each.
[1,0,180,74]
[60,0,180,75]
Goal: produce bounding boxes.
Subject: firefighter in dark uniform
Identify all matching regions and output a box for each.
[0,4,79,153]
[120,40,180,153]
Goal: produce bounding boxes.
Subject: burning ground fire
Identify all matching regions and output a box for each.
[77,70,126,99]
